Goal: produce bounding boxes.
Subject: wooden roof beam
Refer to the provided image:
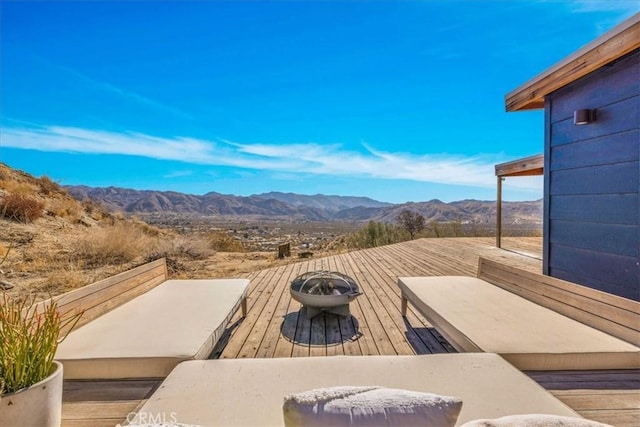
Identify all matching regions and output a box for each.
[505,14,640,112]
[495,154,544,177]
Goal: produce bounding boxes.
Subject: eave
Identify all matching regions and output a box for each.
[505,13,640,112]
[495,154,543,177]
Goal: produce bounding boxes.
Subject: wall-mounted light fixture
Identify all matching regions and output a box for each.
[574,109,596,125]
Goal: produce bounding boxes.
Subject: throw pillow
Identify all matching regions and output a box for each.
[461,414,613,427]
[283,385,462,427]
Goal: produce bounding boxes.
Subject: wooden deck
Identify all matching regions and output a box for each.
[62,237,640,426]
[217,236,542,359]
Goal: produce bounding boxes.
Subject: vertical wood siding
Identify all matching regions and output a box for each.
[546,49,639,301]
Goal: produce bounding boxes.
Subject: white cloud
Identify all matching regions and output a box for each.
[1,125,541,191]
[163,170,193,179]
[31,53,195,121]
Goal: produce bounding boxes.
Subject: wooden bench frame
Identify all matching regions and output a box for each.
[401,257,640,346]
[38,258,248,338]
[476,257,639,345]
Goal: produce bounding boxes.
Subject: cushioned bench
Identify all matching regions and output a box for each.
[55,273,249,379]
[132,353,580,426]
[399,261,640,371]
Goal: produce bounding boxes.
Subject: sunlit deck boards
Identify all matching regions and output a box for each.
[61,237,640,426]
[528,370,640,426]
[218,237,542,359]
[62,379,160,427]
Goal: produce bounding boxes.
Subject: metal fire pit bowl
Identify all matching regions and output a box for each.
[290,271,362,319]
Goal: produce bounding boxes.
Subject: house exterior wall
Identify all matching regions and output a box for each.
[544,49,639,301]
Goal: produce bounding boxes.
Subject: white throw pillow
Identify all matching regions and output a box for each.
[283,385,462,427]
[461,414,613,427]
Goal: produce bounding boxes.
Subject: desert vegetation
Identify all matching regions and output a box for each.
[347,208,540,249]
[0,164,280,300]
[0,194,45,223]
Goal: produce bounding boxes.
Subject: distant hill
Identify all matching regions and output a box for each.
[65,185,542,226]
[252,192,391,213]
[66,186,331,220]
[366,199,542,226]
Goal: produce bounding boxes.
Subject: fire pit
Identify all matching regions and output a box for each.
[290,271,362,319]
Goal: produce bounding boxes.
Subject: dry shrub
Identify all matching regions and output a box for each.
[17,250,54,273]
[4,230,35,246]
[0,179,39,196]
[81,200,113,222]
[0,242,11,261]
[47,197,81,220]
[81,199,100,217]
[131,217,163,237]
[147,235,213,261]
[14,247,75,276]
[74,223,153,266]
[207,231,245,252]
[38,176,62,195]
[39,266,87,294]
[0,194,45,223]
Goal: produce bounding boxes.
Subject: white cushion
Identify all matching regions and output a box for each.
[56,279,249,379]
[134,354,580,426]
[283,385,462,426]
[461,414,612,426]
[398,276,640,370]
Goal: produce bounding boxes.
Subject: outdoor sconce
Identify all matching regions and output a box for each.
[574,109,596,125]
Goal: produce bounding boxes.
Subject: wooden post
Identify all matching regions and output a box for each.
[496,176,503,248]
[277,243,291,259]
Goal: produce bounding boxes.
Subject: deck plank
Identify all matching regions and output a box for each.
[333,253,369,355]
[528,368,640,426]
[254,262,303,358]
[221,265,282,358]
[349,248,418,355]
[62,400,140,420]
[238,264,292,358]
[62,379,160,427]
[340,250,398,354]
[272,262,306,358]
[552,390,640,410]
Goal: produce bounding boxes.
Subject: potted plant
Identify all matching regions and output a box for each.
[0,292,81,427]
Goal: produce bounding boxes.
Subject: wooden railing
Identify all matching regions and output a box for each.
[35,258,168,337]
[478,257,640,345]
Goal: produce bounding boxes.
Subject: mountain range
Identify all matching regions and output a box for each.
[64,186,542,225]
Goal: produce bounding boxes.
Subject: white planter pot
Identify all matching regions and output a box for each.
[0,360,63,427]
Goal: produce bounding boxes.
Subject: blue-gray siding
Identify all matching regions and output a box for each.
[544,49,639,301]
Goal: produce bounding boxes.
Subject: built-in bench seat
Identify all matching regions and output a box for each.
[47,259,249,379]
[399,258,640,371]
[132,353,580,426]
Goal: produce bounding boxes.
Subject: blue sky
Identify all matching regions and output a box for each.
[1,1,637,203]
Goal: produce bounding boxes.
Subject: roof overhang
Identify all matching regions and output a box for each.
[495,154,543,177]
[505,13,640,112]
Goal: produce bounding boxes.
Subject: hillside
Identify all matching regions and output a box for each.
[66,185,542,227]
[0,164,293,300]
